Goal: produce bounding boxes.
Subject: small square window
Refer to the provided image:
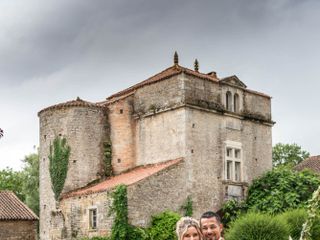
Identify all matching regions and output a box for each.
[89,209,97,229]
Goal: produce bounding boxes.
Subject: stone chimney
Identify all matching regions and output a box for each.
[207,71,218,79]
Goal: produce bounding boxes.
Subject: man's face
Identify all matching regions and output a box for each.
[200,217,223,240]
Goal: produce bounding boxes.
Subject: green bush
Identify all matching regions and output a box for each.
[277,209,320,240]
[246,168,320,214]
[128,225,149,240]
[225,212,289,240]
[80,237,110,240]
[221,199,247,227]
[148,211,181,240]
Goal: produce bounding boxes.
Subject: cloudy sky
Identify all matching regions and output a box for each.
[0,0,319,170]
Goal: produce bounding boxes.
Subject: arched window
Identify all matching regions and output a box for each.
[234,93,239,112]
[226,91,232,111]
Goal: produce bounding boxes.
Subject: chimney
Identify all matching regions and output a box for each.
[207,71,218,79]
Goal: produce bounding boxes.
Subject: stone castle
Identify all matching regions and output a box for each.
[38,53,273,239]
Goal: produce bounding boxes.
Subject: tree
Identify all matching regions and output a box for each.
[0,151,40,216]
[21,152,39,216]
[246,168,320,214]
[0,167,25,201]
[273,143,310,168]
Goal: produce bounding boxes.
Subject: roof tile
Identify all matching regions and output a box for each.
[62,158,183,199]
[38,97,103,116]
[0,191,38,221]
[294,155,320,173]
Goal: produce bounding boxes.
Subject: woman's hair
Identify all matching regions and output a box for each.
[176,217,202,240]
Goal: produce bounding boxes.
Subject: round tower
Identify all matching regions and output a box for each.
[38,97,109,240]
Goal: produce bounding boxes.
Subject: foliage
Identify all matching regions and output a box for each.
[103,142,113,177]
[21,152,39,216]
[148,211,180,240]
[246,168,320,214]
[0,167,25,201]
[80,237,110,240]
[225,212,289,240]
[299,186,320,240]
[277,209,320,240]
[221,199,247,227]
[273,143,310,168]
[109,184,130,240]
[48,136,71,200]
[127,225,149,240]
[180,196,193,217]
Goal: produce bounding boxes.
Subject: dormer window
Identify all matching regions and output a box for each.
[226,91,232,111]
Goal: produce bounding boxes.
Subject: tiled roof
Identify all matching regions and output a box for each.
[38,97,104,116]
[61,158,183,199]
[294,155,320,174]
[106,65,219,100]
[0,191,38,221]
[106,64,270,101]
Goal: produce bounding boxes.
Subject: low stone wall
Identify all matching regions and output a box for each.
[0,220,37,240]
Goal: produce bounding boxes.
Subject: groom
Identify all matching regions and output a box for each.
[199,211,224,240]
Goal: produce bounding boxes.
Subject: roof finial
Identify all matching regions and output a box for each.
[76,96,81,101]
[194,59,199,72]
[174,51,179,65]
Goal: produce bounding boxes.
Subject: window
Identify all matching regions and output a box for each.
[234,93,239,112]
[89,208,97,230]
[226,91,232,111]
[225,145,242,182]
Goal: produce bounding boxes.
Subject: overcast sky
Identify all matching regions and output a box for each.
[1,0,319,170]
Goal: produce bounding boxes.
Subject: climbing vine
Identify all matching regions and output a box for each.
[48,136,71,200]
[103,142,113,177]
[181,195,193,217]
[109,184,130,240]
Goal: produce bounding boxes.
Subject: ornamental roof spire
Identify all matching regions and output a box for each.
[194,59,199,72]
[174,51,179,65]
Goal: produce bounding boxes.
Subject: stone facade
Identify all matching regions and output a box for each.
[39,61,274,239]
[0,221,38,240]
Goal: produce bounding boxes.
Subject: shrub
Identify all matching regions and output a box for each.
[80,237,110,240]
[246,168,320,214]
[225,212,289,240]
[221,199,247,227]
[128,226,149,240]
[278,209,320,240]
[148,211,181,240]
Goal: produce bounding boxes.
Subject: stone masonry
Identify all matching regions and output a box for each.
[38,55,274,239]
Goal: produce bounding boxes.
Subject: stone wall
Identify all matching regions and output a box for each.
[0,221,38,240]
[133,75,185,115]
[108,96,136,174]
[185,107,224,217]
[57,192,113,240]
[39,106,109,240]
[185,106,272,216]
[127,161,187,227]
[243,91,271,121]
[135,108,186,166]
[184,74,222,110]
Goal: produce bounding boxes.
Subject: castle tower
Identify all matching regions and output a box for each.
[38,97,109,240]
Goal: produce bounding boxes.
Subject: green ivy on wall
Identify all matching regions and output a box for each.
[48,136,71,200]
[181,195,193,217]
[109,184,130,240]
[103,142,113,177]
